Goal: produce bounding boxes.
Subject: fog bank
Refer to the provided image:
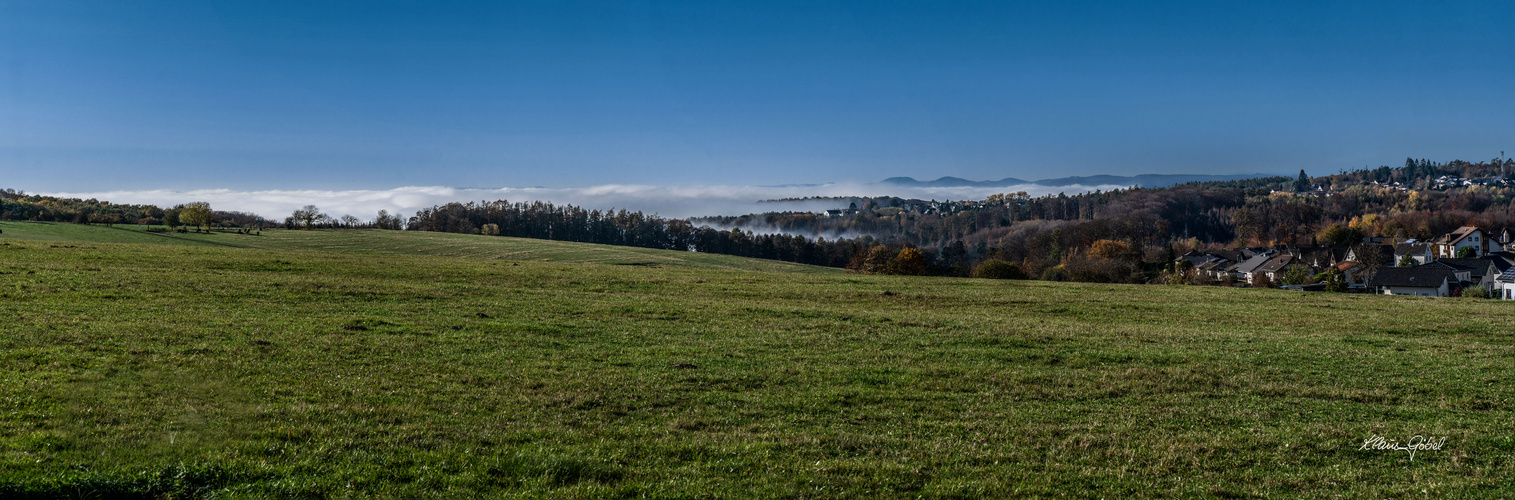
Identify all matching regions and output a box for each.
[41,182,1126,221]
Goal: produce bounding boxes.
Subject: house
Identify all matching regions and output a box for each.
[1368,267,1457,297]
[1256,254,1297,284]
[1435,257,1503,285]
[1432,226,1485,258]
[1195,259,1230,282]
[1335,261,1365,288]
[1230,253,1275,284]
[823,209,843,217]
[1492,228,1513,253]
[1296,246,1348,269]
[1415,261,1474,286]
[1494,267,1515,300]
[1393,242,1433,266]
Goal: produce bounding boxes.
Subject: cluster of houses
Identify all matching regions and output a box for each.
[1177,226,1515,299]
[1430,175,1511,189]
[821,199,981,217]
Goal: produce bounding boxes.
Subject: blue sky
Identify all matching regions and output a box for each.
[3,1,1512,192]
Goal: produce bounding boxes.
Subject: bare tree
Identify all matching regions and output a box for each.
[290,205,325,229]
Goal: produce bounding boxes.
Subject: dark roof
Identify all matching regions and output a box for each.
[1436,258,1498,277]
[1368,267,1456,288]
[1232,254,1273,273]
[1481,256,1512,273]
[1209,249,1244,262]
[1487,252,1515,267]
[1417,260,1473,272]
[1496,267,1515,283]
[1395,242,1430,254]
[1257,254,1296,273]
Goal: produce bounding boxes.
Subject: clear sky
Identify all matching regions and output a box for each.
[3,1,1512,192]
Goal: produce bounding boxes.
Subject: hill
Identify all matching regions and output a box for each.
[0,221,221,247]
[0,227,1509,497]
[879,176,1028,187]
[0,222,836,274]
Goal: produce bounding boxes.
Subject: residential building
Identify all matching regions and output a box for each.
[1368,267,1457,297]
[1432,226,1485,258]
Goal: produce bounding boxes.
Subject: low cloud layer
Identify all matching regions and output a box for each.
[41,183,1123,221]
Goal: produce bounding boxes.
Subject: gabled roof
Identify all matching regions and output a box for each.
[1495,267,1515,283]
[1435,258,1498,277]
[1395,242,1430,254]
[1417,261,1473,272]
[1368,267,1456,288]
[1486,252,1515,267]
[1232,253,1273,273]
[1438,226,1482,245]
[1257,254,1296,273]
[1209,249,1244,262]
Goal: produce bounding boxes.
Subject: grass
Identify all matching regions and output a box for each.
[23,223,837,274]
[0,221,215,247]
[0,222,1511,498]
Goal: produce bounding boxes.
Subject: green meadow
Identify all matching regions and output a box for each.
[0,221,1510,498]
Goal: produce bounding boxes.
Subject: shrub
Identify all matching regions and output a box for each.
[973,259,1026,280]
[888,248,928,276]
[1040,265,1065,282]
[1460,287,1490,299]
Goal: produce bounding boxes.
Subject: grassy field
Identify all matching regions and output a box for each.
[0,222,1511,498]
[11,222,835,274]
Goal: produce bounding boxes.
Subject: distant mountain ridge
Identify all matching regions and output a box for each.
[881,173,1276,189]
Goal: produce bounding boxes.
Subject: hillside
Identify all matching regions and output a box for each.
[0,221,836,274]
[0,221,219,247]
[0,227,1510,497]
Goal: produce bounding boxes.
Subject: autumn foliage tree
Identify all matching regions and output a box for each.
[889,248,928,276]
[1087,239,1132,260]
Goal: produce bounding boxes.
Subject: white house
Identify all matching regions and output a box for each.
[1230,253,1275,284]
[1495,268,1515,300]
[1393,242,1433,266]
[1493,228,1513,254]
[1433,226,1485,258]
[1368,267,1457,297]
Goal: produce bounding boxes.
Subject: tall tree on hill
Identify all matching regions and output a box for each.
[290,205,323,229]
[1294,170,1310,192]
[178,202,213,230]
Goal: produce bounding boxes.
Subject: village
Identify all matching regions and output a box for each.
[1177,226,1515,299]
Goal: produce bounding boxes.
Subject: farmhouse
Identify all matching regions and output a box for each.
[1368,267,1457,297]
